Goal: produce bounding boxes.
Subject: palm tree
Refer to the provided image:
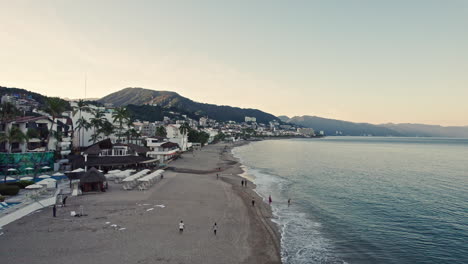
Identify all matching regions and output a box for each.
[99,120,115,138]
[0,102,20,122]
[44,97,68,151]
[155,126,167,138]
[0,126,28,153]
[112,107,130,143]
[74,116,90,148]
[179,122,191,135]
[89,109,106,143]
[72,100,90,147]
[130,128,140,145]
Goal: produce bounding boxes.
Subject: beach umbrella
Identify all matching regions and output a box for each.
[40,178,56,182]
[25,184,43,189]
[25,167,34,171]
[5,176,16,181]
[41,166,51,169]
[38,175,51,179]
[72,168,85,173]
[20,176,34,181]
[52,172,64,176]
[7,168,17,172]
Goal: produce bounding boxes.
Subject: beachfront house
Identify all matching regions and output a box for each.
[146,138,180,163]
[70,139,158,171]
[0,116,73,154]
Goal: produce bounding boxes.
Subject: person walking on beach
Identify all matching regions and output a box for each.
[216,173,219,180]
[288,198,291,207]
[179,220,184,233]
[241,179,244,186]
[269,195,272,205]
[52,205,56,217]
[212,222,217,235]
[62,196,68,207]
[252,198,255,206]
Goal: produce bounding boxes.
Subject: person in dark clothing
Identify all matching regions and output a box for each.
[241,180,244,186]
[62,196,68,207]
[251,198,255,206]
[213,222,217,235]
[52,205,56,217]
[216,173,219,180]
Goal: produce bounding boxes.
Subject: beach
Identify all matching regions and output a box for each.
[0,142,281,264]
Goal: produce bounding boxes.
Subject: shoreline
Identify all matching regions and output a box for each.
[219,141,282,263]
[0,142,281,264]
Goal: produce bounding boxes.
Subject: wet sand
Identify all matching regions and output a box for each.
[0,142,281,264]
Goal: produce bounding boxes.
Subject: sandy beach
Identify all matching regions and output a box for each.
[0,142,281,264]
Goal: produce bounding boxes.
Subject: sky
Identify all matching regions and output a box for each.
[1,0,467,126]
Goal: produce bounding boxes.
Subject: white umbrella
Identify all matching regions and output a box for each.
[38,175,51,179]
[40,178,56,182]
[25,167,34,170]
[52,172,64,176]
[20,176,34,181]
[25,184,43,189]
[98,170,103,173]
[71,168,85,173]
[5,176,16,181]
[41,166,51,169]
[7,168,17,172]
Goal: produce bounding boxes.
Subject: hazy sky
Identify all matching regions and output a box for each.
[1,0,467,126]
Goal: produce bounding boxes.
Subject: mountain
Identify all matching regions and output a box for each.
[283,115,468,138]
[283,115,403,136]
[99,87,278,123]
[277,115,290,122]
[379,123,468,138]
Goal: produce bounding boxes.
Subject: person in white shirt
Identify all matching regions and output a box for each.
[179,220,184,233]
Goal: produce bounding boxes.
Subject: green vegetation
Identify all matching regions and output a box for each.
[0,126,29,153]
[99,87,278,123]
[0,184,20,196]
[188,130,210,146]
[0,195,5,202]
[155,126,167,137]
[112,107,130,142]
[44,97,69,150]
[6,180,35,189]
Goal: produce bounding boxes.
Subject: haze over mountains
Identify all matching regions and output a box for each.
[2,85,468,138]
[280,115,468,138]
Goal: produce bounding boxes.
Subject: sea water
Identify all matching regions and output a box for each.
[232,137,468,264]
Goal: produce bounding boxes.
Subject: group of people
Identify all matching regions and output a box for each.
[178,220,218,235]
[241,179,248,187]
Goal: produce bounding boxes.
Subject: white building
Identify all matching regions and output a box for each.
[165,124,190,151]
[145,138,180,163]
[297,128,315,136]
[245,116,256,122]
[199,117,208,127]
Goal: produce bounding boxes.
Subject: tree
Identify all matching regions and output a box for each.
[155,126,167,138]
[99,120,115,138]
[89,108,106,143]
[72,100,90,148]
[75,116,90,148]
[179,122,190,135]
[112,107,130,143]
[44,97,68,151]
[0,126,28,153]
[0,102,20,122]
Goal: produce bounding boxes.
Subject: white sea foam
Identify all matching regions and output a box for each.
[233,145,346,264]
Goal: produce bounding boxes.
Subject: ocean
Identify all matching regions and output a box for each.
[232,137,468,264]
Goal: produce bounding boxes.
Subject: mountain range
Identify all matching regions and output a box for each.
[1,85,467,138]
[279,115,468,138]
[98,87,278,123]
